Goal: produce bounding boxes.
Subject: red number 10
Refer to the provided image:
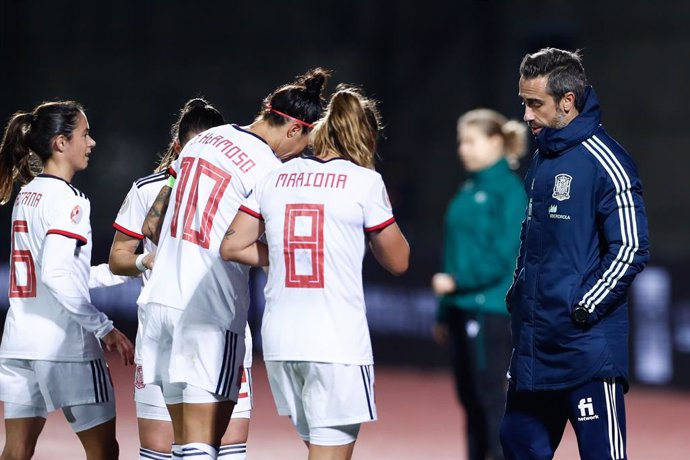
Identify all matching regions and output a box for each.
[283,204,324,288]
[170,157,232,249]
[9,220,37,298]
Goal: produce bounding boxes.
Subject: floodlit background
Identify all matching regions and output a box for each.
[1,1,690,458]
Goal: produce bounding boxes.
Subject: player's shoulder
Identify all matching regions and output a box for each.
[33,174,89,200]
[135,170,167,189]
[335,158,383,184]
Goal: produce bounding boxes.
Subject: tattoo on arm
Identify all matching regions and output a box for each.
[142,186,171,245]
[224,228,236,240]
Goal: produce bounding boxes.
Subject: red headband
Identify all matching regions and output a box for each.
[267,105,314,128]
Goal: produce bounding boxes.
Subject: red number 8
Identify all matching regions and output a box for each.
[283,204,324,288]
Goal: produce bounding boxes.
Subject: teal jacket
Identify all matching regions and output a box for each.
[437,158,527,321]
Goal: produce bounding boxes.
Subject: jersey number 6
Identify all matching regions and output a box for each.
[9,220,37,298]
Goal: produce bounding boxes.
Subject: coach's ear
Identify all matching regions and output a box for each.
[560,91,576,114]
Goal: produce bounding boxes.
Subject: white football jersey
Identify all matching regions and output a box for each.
[115,169,253,367]
[138,124,282,336]
[113,170,167,284]
[1,174,106,361]
[113,171,165,365]
[241,156,395,365]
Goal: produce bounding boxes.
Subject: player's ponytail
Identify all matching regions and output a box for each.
[457,108,527,170]
[0,101,83,205]
[156,97,226,172]
[502,119,528,168]
[311,84,381,170]
[259,67,331,133]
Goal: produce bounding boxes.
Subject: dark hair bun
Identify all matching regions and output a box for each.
[302,68,331,98]
[184,98,209,111]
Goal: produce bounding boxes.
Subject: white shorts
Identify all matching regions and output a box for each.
[141,304,246,404]
[140,303,181,394]
[134,365,253,420]
[266,361,377,429]
[4,401,115,433]
[0,358,113,412]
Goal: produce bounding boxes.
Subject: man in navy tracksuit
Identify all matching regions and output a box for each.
[500,48,650,460]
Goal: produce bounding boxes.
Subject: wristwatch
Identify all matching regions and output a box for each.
[572,305,590,326]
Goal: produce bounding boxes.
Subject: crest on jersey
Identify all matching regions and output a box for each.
[70,205,82,223]
[474,191,487,203]
[552,174,572,201]
[134,365,145,389]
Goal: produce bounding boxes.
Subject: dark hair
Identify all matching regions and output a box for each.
[519,47,587,108]
[259,68,331,134]
[0,101,84,204]
[156,98,226,172]
[311,84,382,169]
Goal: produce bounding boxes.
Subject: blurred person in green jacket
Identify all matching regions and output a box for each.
[432,108,527,460]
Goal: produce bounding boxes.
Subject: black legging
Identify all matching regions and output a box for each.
[447,308,511,460]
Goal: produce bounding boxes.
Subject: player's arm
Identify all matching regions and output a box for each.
[142,184,172,245]
[220,209,268,267]
[89,263,130,289]
[367,222,409,276]
[108,231,155,276]
[42,234,134,365]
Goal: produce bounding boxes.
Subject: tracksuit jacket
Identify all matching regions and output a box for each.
[437,157,526,319]
[506,86,650,392]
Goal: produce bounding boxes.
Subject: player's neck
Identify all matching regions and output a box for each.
[246,120,271,145]
[43,159,75,183]
[317,150,342,162]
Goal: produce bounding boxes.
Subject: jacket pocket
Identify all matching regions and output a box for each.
[568,275,585,315]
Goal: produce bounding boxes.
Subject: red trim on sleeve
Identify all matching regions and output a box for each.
[46,229,88,245]
[168,166,177,179]
[112,222,144,240]
[365,217,396,233]
[239,205,263,220]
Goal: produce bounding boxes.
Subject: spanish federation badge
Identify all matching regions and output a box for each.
[552,174,572,201]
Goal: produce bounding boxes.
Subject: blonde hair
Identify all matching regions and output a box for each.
[311,85,381,169]
[458,108,528,168]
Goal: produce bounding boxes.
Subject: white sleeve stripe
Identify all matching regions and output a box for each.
[581,139,631,308]
[593,134,640,250]
[580,137,636,310]
[584,135,639,308]
[582,138,633,303]
[580,136,639,312]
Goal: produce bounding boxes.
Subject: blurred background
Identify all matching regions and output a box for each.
[1,1,690,453]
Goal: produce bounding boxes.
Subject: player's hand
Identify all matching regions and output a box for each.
[102,328,135,366]
[142,251,156,270]
[432,273,456,295]
[432,323,449,346]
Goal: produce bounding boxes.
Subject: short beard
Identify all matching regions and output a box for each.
[552,106,569,129]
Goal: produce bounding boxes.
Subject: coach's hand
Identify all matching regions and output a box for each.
[102,328,135,366]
